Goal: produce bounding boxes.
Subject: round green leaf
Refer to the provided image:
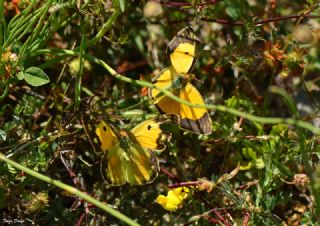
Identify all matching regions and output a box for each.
[16,71,25,80]
[24,67,50,87]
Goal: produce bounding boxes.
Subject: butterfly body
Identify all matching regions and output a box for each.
[149,27,212,135]
[118,131,132,151]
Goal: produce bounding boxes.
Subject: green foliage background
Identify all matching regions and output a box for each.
[0,0,320,225]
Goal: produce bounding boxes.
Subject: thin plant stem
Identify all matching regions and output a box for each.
[0,153,140,226]
[150,0,220,7]
[30,48,320,135]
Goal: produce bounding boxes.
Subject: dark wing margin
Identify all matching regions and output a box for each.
[180,112,212,135]
[166,26,198,55]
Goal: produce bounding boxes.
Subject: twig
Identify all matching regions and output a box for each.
[160,167,180,180]
[116,60,148,74]
[212,209,232,226]
[76,212,86,226]
[235,180,259,191]
[201,14,320,26]
[255,14,320,25]
[184,208,224,225]
[201,17,244,25]
[5,130,71,158]
[150,0,220,7]
[168,181,201,188]
[204,215,220,224]
[243,212,251,226]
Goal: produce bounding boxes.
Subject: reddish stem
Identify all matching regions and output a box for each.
[183,209,221,225]
[76,212,86,226]
[116,60,147,74]
[201,18,244,25]
[150,0,220,7]
[235,180,259,191]
[212,209,231,226]
[243,212,251,226]
[168,181,201,188]
[204,215,220,224]
[150,2,319,27]
[201,14,320,26]
[160,167,180,180]
[238,117,244,127]
[255,14,319,25]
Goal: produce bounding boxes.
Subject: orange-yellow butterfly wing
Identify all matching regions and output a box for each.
[96,119,171,186]
[149,67,180,114]
[95,121,118,152]
[167,26,198,74]
[149,68,177,104]
[179,83,212,135]
[149,68,212,134]
[131,119,171,151]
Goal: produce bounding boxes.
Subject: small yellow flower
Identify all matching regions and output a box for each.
[156,187,189,211]
[68,57,92,75]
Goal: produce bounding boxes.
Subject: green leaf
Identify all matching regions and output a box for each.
[24,67,50,87]
[6,163,18,174]
[122,109,145,118]
[119,0,126,12]
[242,147,257,160]
[17,71,25,80]
[0,129,6,141]
[225,6,241,20]
[255,158,265,169]
[134,35,144,53]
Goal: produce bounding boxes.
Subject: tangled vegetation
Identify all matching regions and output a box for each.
[0,0,320,225]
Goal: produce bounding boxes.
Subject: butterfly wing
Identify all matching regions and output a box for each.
[149,67,180,114]
[167,26,198,74]
[149,67,177,104]
[149,68,212,134]
[101,142,159,186]
[131,118,171,151]
[95,121,118,152]
[179,83,212,135]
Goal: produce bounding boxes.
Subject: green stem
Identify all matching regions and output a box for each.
[0,0,4,46]
[269,86,299,117]
[84,7,120,48]
[0,78,13,101]
[0,153,140,226]
[29,48,320,135]
[75,19,86,109]
[86,55,320,135]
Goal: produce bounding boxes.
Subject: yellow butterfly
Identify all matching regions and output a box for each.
[94,118,171,186]
[149,27,212,135]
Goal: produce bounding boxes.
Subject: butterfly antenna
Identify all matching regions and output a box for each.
[194,7,201,24]
[194,1,207,27]
[191,74,204,85]
[102,115,124,140]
